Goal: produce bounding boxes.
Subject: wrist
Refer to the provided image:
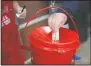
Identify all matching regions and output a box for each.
[13,1,21,13]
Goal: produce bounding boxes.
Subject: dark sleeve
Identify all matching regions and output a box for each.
[57,7,73,16]
[48,7,73,14]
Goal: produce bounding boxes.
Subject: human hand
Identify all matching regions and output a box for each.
[16,6,27,19]
[13,1,27,19]
[48,13,67,32]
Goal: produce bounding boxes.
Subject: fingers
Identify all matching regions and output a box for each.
[48,13,67,32]
[48,15,53,29]
[48,15,56,32]
[19,8,27,19]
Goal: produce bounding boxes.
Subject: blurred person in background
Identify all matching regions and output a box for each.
[1,1,27,64]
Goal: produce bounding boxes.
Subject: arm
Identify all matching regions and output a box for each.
[13,1,27,19]
[13,1,21,13]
